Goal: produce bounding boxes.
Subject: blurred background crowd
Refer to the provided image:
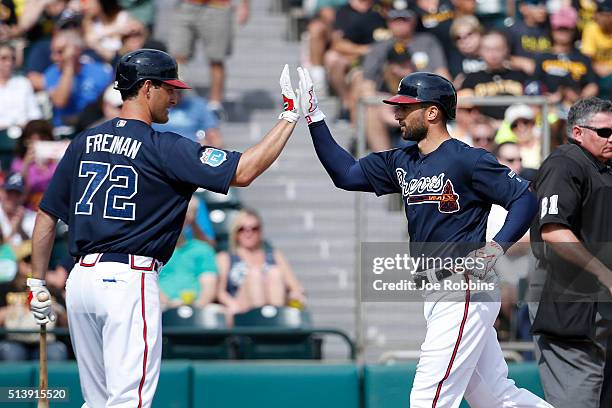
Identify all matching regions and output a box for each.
[0,0,610,362]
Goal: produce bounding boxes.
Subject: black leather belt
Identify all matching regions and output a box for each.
[413,269,453,286]
[79,253,161,272]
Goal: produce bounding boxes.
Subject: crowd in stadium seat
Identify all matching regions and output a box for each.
[296,0,610,346]
[216,208,307,325]
[300,0,610,158]
[0,0,609,361]
[0,0,312,361]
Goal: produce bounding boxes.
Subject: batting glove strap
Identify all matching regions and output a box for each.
[279,110,300,123]
[305,109,326,125]
[26,278,46,287]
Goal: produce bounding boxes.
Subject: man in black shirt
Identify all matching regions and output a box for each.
[530,97,612,408]
[508,0,552,75]
[459,31,526,120]
[325,0,386,119]
[534,6,599,99]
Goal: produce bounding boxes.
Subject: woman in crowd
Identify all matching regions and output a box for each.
[0,42,42,132]
[82,0,135,62]
[10,120,58,210]
[217,209,306,320]
[447,15,485,86]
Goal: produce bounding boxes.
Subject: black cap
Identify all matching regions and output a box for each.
[388,8,415,20]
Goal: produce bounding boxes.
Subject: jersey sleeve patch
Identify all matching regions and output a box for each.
[200,148,227,167]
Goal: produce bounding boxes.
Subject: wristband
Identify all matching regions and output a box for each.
[279,110,300,123]
[26,278,46,288]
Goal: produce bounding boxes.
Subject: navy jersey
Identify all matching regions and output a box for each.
[359,139,528,256]
[40,118,241,263]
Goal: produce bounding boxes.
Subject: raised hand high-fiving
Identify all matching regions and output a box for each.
[297,67,326,124]
[278,64,300,123]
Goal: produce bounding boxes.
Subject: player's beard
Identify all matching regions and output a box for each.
[401,113,428,142]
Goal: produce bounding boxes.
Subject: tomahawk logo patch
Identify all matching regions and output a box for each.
[396,170,460,213]
[200,148,227,167]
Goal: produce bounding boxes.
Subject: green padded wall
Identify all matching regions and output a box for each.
[363,363,416,408]
[35,362,83,408]
[508,362,546,398]
[364,362,546,408]
[192,362,359,408]
[154,360,191,408]
[0,362,35,408]
[0,360,545,408]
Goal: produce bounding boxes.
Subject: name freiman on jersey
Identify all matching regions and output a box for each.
[86,134,142,160]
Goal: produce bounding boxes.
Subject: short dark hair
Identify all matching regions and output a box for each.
[16,120,54,158]
[119,79,163,101]
[567,97,612,140]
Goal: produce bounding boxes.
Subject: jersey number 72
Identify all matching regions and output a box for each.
[75,161,138,220]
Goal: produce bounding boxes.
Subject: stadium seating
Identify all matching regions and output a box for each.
[233,306,322,359]
[198,187,241,211]
[162,307,237,360]
[208,207,241,252]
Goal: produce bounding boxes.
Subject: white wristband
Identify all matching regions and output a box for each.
[26,278,46,288]
[279,110,300,123]
[305,110,326,124]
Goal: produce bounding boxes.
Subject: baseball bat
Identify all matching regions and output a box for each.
[37,291,49,408]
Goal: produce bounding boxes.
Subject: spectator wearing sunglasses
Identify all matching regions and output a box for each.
[529,97,612,408]
[495,141,537,182]
[216,208,306,323]
[468,116,496,152]
[447,15,486,83]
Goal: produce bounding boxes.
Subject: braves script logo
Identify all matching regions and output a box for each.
[396,169,460,213]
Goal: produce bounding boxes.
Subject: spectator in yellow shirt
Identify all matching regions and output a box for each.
[581,0,612,91]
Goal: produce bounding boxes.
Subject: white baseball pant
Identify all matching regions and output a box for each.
[66,254,162,408]
[410,275,554,408]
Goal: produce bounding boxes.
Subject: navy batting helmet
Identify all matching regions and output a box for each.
[383,72,457,120]
[114,49,191,91]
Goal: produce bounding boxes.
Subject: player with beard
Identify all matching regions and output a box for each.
[298,69,553,407]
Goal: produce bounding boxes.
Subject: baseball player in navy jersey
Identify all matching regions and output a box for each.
[293,68,554,408]
[26,49,302,408]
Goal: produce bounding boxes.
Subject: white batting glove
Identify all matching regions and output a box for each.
[465,242,504,280]
[297,66,326,124]
[27,278,56,325]
[278,64,300,123]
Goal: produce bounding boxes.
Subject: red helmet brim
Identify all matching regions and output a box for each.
[382,95,422,105]
[163,79,192,89]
